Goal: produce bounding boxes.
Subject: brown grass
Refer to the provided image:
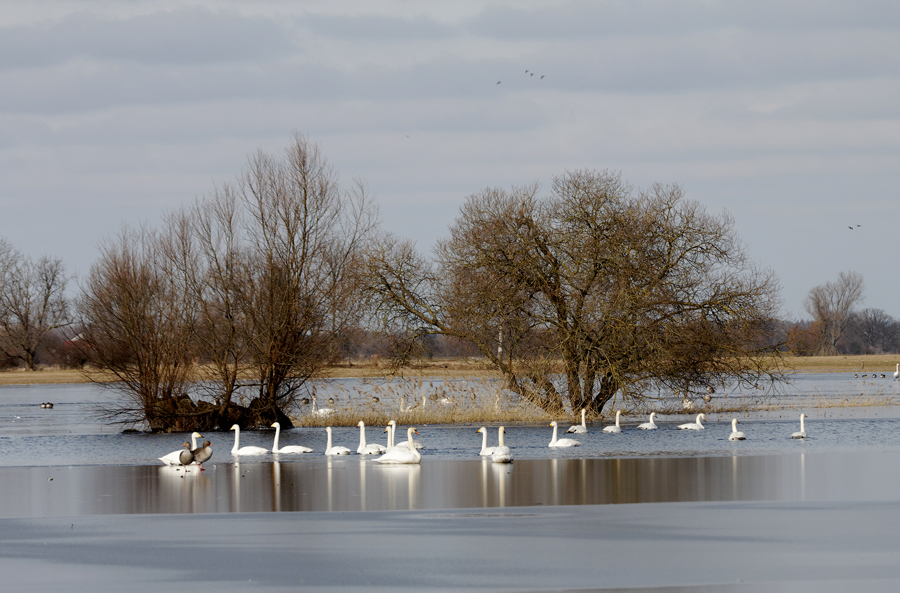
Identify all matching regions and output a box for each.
[290,377,552,427]
[3,354,897,386]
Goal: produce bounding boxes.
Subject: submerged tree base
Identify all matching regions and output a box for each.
[144,396,294,432]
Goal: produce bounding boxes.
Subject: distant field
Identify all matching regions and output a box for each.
[0,354,897,386]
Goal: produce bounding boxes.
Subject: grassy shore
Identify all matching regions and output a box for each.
[0,354,897,386]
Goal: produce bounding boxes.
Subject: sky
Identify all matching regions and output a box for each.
[2,0,899,320]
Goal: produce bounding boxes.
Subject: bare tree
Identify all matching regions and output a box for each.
[80,134,377,430]
[369,170,784,415]
[0,240,71,370]
[803,271,865,355]
[234,136,377,421]
[79,226,198,430]
[846,308,899,354]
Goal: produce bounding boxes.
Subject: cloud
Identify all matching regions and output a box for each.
[0,8,293,71]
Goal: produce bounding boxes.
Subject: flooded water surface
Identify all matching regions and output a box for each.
[3,378,900,592]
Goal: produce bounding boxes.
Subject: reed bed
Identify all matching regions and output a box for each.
[290,377,552,427]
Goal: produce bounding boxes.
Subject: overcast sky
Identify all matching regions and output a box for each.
[2,1,898,319]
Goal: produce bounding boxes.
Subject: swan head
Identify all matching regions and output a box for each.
[650,412,656,419]
[271,422,280,429]
[699,414,706,421]
[389,420,397,427]
[358,421,365,427]
[800,413,807,419]
[192,432,203,439]
[477,427,486,434]
[230,424,239,431]
[326,426,333,434]
[550,421,559,427]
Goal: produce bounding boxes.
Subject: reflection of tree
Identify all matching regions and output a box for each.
[369,170,784,415]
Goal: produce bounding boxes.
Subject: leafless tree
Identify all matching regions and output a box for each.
[803,270,865,355]
[78,226,198,430]
[79,134,377,430]
[233,137,377,421]
[845,308,899,354]
[368,170,784,415]
[0,239,71,370]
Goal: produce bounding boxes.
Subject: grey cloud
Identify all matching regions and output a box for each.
[300,14,454,41]
[464,0,900,40]
[0,8,293,70]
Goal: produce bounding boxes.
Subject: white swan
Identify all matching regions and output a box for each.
[728,418,746,441]
[477,426,497,456]
[271,422,313,453]
[159,432,203,465]
[311,395,334,416]
[491,426,513,464]
[549,421,580,447]
[602,410,623,433]
[357,421,387,455]
[389,420,424,450]
[230,425,270,455]
[637,412,658,430]
[894,364,899,380]
[376,427,422,464]
[324,426,351,456]
[791,413,807,439]
[566,409,588,434]
[677,413,706,430]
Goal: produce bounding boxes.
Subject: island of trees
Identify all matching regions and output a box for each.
[1,135,895,431]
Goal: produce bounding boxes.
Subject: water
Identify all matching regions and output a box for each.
[2,451,899,518]
[4,376,900,591]
[1,377,899,467]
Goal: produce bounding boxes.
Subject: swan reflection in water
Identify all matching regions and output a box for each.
[480,458,514,507]
[375,464,421,510]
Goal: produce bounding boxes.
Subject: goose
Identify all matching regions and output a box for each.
[566,409,588,434]
[230,425,269,455]
[178,442,194,473]
[160,432,203,465]
[602,410,623,433]
[388,420,424,450]
[191,440,213,469]
[894,364,899,380]
[356,421,387,455]
[677,413,706,430]
[271,422,313,453]
[637,412,658,430]
[491,426,513,464]
[375,427,422,464]
[548,421,580,447]
[477,427,497,456]
[791,414,807,439]
[324,426,351,456]
[728,418,746,441]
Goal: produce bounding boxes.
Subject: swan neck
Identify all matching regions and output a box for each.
[551,423,558,444]
[232,426,240,453]
[273,424,280,450]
